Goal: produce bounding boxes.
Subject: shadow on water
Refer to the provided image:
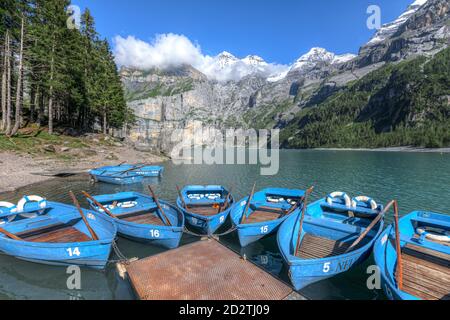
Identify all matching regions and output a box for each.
[1,150,449,299]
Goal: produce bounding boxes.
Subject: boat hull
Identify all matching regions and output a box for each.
[178,204,231,236]
[93,174,143,185]
[90,194,185,250]
[231,197,291,247]
[0,205,117,270]
[176,185,233,236]
[374,211,450,300]
[278,206,383,291]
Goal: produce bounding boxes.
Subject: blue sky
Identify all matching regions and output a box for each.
[73,0,414,64]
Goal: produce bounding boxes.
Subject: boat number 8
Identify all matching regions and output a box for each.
[323,262,331,273]
[150,230,160,238]
[220,216,225,223]
[260,226,269,234]
[67,247,81,257]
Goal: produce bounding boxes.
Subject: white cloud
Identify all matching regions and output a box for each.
[113,33,289,82]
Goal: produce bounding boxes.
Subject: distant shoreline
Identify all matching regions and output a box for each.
[312,147,450,153]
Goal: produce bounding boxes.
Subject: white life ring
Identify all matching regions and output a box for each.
[352,196,378,210]
[17,195,47,218]
[97,204,116,213]
[0,202,17,224]
[417,228,450,243]
[117,201,137,209]
[267,197,280,203]
[327,192,351,207]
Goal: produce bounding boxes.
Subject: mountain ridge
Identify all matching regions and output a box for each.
[121,0,449,152]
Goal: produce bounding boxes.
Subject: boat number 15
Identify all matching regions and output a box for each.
[260,226,269,234]
[67,247,81,257]
[150,230,160,238]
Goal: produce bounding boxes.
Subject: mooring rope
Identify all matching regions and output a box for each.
[182,226,237,238]
[109,239,130,265]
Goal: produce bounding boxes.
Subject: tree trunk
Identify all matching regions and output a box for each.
[103,107,107,135]
[48,40,55,135]
[10,18,25,136]
[30,85,36,123]
[5,30,12,134]
[1,31,7,132]
[37,91,44,127]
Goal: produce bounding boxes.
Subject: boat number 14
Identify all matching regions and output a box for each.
[67,247,81,257]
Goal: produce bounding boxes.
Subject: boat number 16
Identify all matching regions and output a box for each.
[150,230,160,238]
[67,247,81,257]
[260,226,269,234]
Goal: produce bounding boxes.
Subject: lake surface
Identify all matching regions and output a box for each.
[1,150,449,300]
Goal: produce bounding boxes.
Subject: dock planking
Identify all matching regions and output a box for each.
[125,239,302,300]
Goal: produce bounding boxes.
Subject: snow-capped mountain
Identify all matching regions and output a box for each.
[215,51,239,69]
[242,55,268,66]
[267,48,356,82]
[367,0,429,46]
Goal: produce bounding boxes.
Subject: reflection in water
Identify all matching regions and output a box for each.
[1,150,449,300]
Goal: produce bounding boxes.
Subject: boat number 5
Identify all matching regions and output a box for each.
[150,230,160,238]
[67,247,81,257]
[260,226,269,234]
[323,262,331,273]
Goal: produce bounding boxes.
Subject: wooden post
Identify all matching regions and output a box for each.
[393,200,403,291]
[176,185,187,209]
[241,183,257,224]
[294,187,314,257]
[69,191,99,241]
[0,227,22,241]
[345,200,393,253]
[82,191,117,219]
[148,186,172,226]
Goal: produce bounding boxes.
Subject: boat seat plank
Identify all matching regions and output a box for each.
[404,243,450,267]
[186,206,223,217]
[23,226,91,243]
[243,211,280,224]
[296,234,352,259]
[400,250,450,300]
[120,212,165,226]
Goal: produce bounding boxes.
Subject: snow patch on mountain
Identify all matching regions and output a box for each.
[367,0,429,46]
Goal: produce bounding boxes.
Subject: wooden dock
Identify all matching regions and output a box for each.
[124,239,303,300]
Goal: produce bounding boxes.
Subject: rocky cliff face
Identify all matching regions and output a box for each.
[122,0,449,152]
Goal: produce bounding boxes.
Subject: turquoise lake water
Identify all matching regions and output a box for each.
[1,150,449,300]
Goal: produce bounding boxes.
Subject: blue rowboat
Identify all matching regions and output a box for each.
[94,164,164,177]
[87,192,184,249]
[231,188,305,247]
[277,195,385,291]
[374,210,450,300]
[176,185,234,235]
[0,200,117,269]
[89,169,144,185]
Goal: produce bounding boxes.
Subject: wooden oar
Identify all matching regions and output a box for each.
[81,191,117,219]
[218,187,233,213]
[0,227,22,241]
[111,164,147,176]
[393,200,403,291]
[148,186,172,226]
[69,191,99,241]
[281,193,307,218]
[176,185,188,209]
[294,187,314,257]
[240,183,257,224]
[345,200,394,254]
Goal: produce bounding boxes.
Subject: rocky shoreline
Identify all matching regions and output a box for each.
[0,147,166,193]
